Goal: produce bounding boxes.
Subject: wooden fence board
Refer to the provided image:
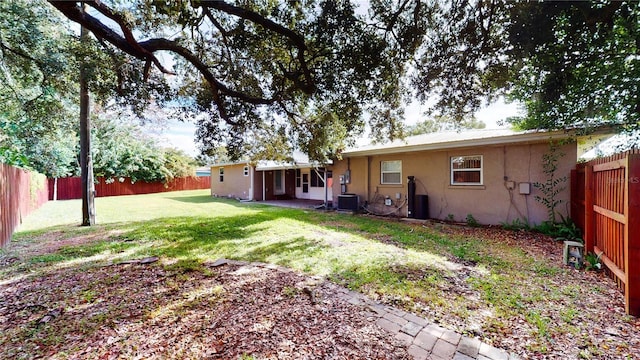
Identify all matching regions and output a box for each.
[572,150,640,315]
[0,164,48,248]
[593,205,626,224]
[594,159,626,172]
[625,154,640,314]
[49,176,211,200]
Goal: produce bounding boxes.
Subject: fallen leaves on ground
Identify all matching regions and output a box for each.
[0,261,410,359]
[403,222,640,359]
[3,218,640,359]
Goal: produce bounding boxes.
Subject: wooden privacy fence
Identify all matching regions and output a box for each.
[0,164,49,248]
[49,176,211,200]
[571,149,640,315]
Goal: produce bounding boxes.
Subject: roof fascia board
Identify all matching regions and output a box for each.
[210,161,251,167]
[343,131,573,157]
[255,162,332,171]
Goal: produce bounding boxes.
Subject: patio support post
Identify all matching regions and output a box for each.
[625,154,640,315]
[323,170,327,209]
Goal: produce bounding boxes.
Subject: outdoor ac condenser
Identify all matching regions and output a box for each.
[337,194,359,211]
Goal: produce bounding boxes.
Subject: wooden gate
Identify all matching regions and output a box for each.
[571,150,640,315]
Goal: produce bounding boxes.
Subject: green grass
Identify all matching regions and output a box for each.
[8,189,574,351]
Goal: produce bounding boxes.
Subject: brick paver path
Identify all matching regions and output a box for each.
[213,259,519,360]
[334,287,520,360]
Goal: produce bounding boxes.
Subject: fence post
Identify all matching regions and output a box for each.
[570,169,577,223]
[625,154,640,316]
[584,165,594,254]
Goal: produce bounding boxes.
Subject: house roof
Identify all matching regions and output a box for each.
[210,151,331,171]
[342,128,574,157]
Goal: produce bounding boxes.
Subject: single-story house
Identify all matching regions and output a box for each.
[211,128,612,225]
[210,152,333,202]
[331,129,606,225]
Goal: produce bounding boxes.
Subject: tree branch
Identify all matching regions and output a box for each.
[48,1,173,74]
[88,0,173,77]
[0,41,51,109]
[0,41,40,64]
[47,0,315,122]
[141,38,274,104]
[195,0,315,94]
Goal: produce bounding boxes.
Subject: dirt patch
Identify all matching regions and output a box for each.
[0,261,410,359]
[10,228,126,258]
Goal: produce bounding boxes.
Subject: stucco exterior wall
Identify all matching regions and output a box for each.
[210,164,253,200]
[332,141,576,225]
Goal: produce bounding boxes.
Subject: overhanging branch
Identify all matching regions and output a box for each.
[47,0,315,121]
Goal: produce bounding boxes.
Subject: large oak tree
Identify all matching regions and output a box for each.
[7,0,639,163]
[46,0,408,164]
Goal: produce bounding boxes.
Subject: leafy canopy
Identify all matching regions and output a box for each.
[0,0,78,169]
[383,0,640,132]
[406,116,486,136]
[46,0,408,163]
[6,0,638,168]
[91,114,197,184]
[0,0,193,182]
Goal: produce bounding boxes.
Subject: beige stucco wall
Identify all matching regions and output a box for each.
[332,141,576,225]
[210,164,253,200]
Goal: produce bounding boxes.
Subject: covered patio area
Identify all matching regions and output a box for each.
[261,199,327,209]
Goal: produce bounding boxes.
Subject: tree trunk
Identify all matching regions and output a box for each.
[80,4,95,226]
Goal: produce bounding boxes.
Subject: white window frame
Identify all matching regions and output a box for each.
[219,167,224,182]
[243,166,249,177]
[450,155,483,185]
[381,160,402,185]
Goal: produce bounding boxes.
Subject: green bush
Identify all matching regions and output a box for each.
[584,252,602,271]
[501,217,530,231]
[534,215,582,242]
[466,214,480,227]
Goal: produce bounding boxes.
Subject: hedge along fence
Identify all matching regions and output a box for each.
[49,176,211,200]
[0,164,49,248]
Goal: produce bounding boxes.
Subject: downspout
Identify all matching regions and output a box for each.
[324,169,328,209]
[365,156,371,202]
[249,165,254,201]
[262,171,266,201]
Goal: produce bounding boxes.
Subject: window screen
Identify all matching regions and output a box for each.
[381,160,402,184]
[451,155,483,185]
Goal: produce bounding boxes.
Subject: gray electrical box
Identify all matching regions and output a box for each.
[519,182,531,195]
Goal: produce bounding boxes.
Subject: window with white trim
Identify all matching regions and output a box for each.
[451,155,483,185]
[219,167,224,182]
[243,166,249,176]
[381,160,402,184]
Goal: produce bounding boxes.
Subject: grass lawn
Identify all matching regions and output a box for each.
[2,189,638,358]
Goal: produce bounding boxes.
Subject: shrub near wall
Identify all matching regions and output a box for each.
[0,164,49,248]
